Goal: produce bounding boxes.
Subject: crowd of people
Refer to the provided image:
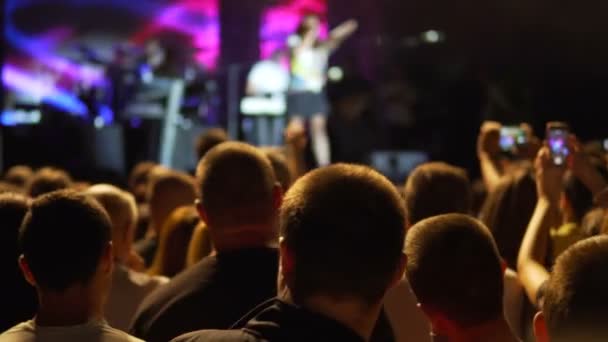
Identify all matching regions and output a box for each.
[1,119,608,342]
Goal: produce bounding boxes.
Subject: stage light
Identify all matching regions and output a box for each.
[328,66,344,82]
[422,30,443,44]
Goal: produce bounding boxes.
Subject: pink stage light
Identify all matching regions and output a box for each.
[260,0,328,60]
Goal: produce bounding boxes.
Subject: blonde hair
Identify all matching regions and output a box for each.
[84,184,137,261]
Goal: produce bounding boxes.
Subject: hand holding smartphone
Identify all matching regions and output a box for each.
[546,122,569,166]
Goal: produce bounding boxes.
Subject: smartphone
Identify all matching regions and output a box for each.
[546,122,569,166]
[500,126,527,153]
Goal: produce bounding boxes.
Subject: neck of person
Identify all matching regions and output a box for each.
[432,317,517,342]
[281,290,381,341]
[211,223,278,253]
[35,285,104,327]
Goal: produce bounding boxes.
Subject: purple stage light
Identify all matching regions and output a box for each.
[3,65,88,116]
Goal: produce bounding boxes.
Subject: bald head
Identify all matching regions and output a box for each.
[196,142,277,228]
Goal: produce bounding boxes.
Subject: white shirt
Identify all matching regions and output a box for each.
[247,60,290,95]
[289,35,329,93]
[0,319,143,342]
[105,264,169,331]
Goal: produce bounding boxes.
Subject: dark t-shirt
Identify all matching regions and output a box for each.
[173,298,394,342]
[172,299,367,342]
[129,247,279,342]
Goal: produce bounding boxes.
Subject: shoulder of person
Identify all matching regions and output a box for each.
[100,323,145,342]
[171,329,258,342]
[0,321,35,340]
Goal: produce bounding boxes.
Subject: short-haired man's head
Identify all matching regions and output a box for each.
[542,236,608,341]
[280,164,406,305]
[405,214,503,327]
[19,190,112,292]
[404,162,472,226]
[27,167,73,198]
[128,161,157,203]
[5,165,33,188]
[148,171,197,232]
[197,142,276,228]
[85,184,137,241]
[195,128,229,161]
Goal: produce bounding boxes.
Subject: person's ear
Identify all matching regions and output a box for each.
[18,255,36,287]
[195,199,209,224]
[272,183,283,211]
[534,311,550,342]
[101,242,114,275]
[279,238,295,281]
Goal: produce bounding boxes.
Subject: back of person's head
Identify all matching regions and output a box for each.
[195,128,229,161]
[4,165,33,189]
[19,190,112,292]
[262,148,293,191]
[148,171,196,235]
[186,222,213,267]
[196,142,277,229]
[563,158,608,223]
[26,167,73,198]
[85,184,137,261]
[280,164,406,305]
[479,166,537,268]
[580,208,606,239]
[405,214,503,328]
[537,236,608,342]
[404,162,472,226]
[128,161,157,203]
[149,206,199,277]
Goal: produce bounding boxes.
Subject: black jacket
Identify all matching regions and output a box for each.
[172,298,395,342]
[129,247,279,342]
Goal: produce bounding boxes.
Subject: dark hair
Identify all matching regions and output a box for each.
[404,162,472,226]
[128,161,157,203]
[281,164,406,304]
[19,190,112,292]
[405,214,503,327]
[197,142,276,227]
[195,128,229,162]
[296,14,320,37]
[563,158,608,223]
[26,167,73,198]
[543,236,608,341]
[4,165,33,188]
[479,167,537,269]
[581,208,606,239]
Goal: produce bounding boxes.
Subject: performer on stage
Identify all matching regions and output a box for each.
[287,14,358,167]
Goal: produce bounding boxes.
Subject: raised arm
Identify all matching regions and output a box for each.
[324,19,358,51]
[517,147,564,306]
[477,121,504,192]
